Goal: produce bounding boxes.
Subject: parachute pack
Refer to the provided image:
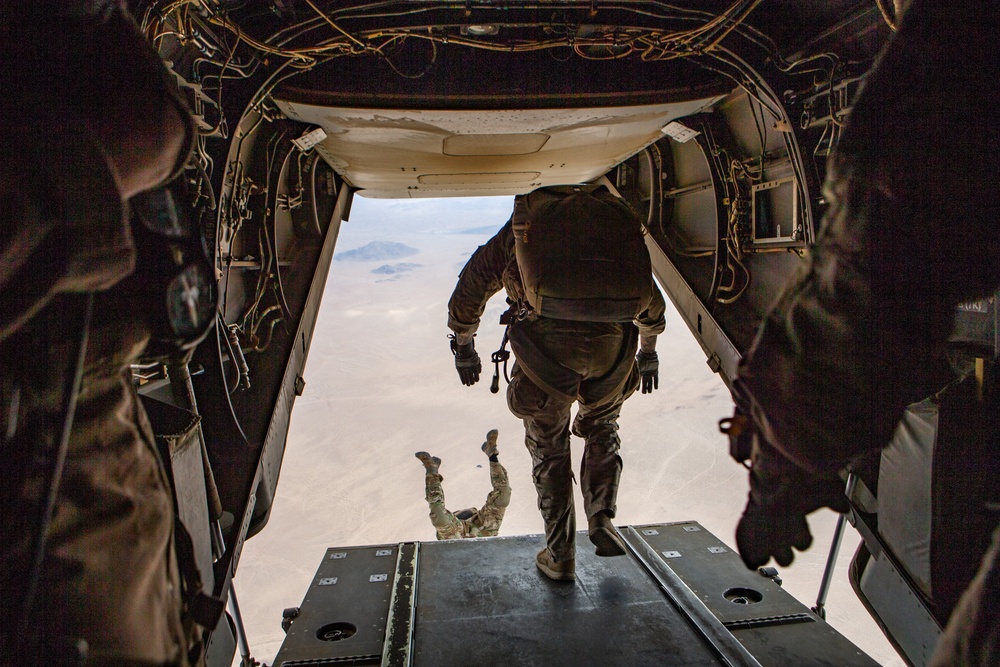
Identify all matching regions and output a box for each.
[512,184,653,322]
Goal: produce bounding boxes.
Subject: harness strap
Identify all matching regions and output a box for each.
[491,302,526,393]
[490,328,510,394]
[173,520,226,630]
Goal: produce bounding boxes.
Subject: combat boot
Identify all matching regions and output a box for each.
[415,451,441,475]
[588,510,627,557]
[536,549,575,581]
[481,429,499,458]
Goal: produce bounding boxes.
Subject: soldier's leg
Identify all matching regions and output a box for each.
[480,430,509,513]
[488,460,511,508]
[507,364,576,561]
[574,365,638,520]
[476,460,511,535]
[422,467,462,539]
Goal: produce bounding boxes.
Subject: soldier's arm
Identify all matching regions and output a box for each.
[447,220,513,345]
[636,279,667,351]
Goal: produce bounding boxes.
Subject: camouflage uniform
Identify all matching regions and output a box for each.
[733,1,999,663]
[0,2,199,664]
[448,217,665,561]
[425,461,511,540]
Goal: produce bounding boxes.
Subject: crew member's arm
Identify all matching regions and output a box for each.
[0,1,194,344]
[738,0,999,478]
[733,0,1000,567]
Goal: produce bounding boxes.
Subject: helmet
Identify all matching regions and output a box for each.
[454,507,477,521]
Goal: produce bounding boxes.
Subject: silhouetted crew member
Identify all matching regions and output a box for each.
[416,429,511,539]
[0,2,205,664]
[448,183,665,582]
[730,1,998,664]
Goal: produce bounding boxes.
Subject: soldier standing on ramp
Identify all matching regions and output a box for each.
[416,429,511,540]
[447,183,665,582]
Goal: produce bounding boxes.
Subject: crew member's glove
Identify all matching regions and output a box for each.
[636,351,659,394]
[450,337,481,386]
[735,440,850,569]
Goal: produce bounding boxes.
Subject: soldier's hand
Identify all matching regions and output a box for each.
[636,351,658,394]
[450,337,481,386]
[735,442,850,569]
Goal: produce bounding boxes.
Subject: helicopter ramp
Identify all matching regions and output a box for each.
[273,521,877,666]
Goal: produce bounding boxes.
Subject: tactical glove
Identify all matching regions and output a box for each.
[636,351,659,394]
[450,337,481,386]
[735,440,850,569]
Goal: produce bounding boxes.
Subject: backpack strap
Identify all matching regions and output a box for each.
[144,399,226,636]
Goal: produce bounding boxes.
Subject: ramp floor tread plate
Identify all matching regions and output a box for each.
[413,533,721,666]
[274,524,879,666]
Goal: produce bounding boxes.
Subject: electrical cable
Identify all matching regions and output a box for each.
[642,147,656,230]
[262,131,295,325]
[382,36,438,78]
[193,157,217,211]
[710,45,814,244]
[717,158,755,304]
[216,312,249,444]
[875,0,898,31]
[747,92,767,158]
[302,0,368,50]
[185,0,771,70]
[164,0,852,87]
[250,306,283,352]
[218,110,266,326]
[218,311,241,394]
[238,229,270,334]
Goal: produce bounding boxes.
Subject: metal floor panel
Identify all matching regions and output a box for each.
[275,545,398,665]
[628,522,879,666]
[413,533,721,666]
[273,523,878,667]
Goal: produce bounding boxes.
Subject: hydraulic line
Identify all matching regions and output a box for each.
[814,510,849,620]
[229,586,253,665]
